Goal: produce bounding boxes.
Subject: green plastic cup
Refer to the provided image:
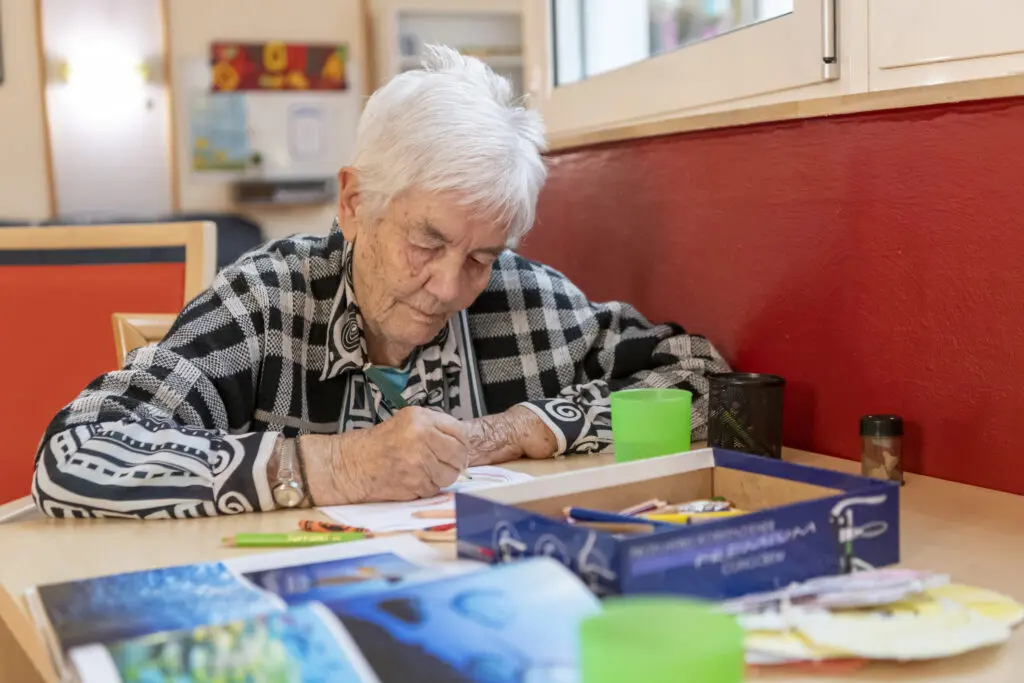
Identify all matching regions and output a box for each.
[579,598,745,683]
[610,388,692,463]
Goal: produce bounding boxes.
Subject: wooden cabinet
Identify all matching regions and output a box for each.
[370,0,524,95]
[869,0,1024,92]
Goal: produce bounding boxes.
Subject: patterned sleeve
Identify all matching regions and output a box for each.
[470,254,731,456]
[32,266,280,519]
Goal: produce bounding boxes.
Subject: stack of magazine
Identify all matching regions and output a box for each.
[23,536,601,683]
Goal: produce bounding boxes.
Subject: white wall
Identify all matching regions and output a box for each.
[0,0,52,221]
[167,0,366,239]
[42,0,172,218]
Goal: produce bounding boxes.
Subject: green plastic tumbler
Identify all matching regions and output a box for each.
[579,599,745,683]
[610,388,692,463]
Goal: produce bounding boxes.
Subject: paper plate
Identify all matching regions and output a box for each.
[745,629,850,664]
[792,607,1010,660]
[926,584,1024,627]
[839,583,1023,627]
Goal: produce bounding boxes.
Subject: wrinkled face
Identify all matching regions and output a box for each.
[337,168,507,355]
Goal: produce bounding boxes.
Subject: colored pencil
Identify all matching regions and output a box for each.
[571,521,655,535]
[411,508,456,520]
[300,520,457,535]
[617,498,667,516]
[563,506,676,528]
[299,520,368,533]
[642,510,747,524]
[223,532,366,547]
[413,528,457,542]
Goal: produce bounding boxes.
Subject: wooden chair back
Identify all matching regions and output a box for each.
[111,313,178,368]
[0,222,216,504]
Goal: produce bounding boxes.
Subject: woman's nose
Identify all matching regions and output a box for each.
[423,258,463,305]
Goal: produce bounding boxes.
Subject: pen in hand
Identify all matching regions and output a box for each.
[365,363,475,483]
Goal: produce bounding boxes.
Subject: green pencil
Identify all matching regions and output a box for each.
[223,531,366,547]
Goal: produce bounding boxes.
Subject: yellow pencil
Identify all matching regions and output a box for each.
[642,510,747,524]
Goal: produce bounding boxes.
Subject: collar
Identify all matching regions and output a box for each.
[320,235,461,384]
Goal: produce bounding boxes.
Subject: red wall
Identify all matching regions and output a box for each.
[524,97,1024,495]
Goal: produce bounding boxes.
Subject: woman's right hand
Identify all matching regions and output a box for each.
[298,407,471,506]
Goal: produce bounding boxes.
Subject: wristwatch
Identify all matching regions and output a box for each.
[272,438,307,509]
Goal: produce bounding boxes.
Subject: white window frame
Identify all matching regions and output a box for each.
[524,0,837,138]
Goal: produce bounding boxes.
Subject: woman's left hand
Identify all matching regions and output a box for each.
[464,406,558,466]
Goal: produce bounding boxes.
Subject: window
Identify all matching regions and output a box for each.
[553,0,794,87]
[524,0,834,138]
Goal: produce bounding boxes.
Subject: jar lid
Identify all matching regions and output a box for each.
[708,373,785,387]
[860,414,903,437]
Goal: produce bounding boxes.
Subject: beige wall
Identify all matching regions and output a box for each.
[0,0,51,221]
[1,0,517,229]
[165,0,366,239]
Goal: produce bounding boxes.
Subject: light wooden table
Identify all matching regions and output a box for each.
[1,449,1021,681]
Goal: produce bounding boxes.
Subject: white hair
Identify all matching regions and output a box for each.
[352,44,547,247]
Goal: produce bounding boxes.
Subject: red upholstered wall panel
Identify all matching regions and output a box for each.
[0,263,185,504]
[523,97,1024,495]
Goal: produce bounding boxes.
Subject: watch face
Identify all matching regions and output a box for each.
[274,481,305,508]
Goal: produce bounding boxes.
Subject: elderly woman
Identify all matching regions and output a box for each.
[33,46,729,519]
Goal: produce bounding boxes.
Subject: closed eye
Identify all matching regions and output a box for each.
[409,238,443,253]
[471,247,504,266]
[467,257,496,274]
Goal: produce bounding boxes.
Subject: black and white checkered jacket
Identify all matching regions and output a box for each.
[33,228,729,519]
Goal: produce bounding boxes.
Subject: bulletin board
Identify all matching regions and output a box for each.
[177,44,360,182]
[187,91,358,178]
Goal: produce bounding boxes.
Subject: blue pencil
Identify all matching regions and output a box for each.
[563,506,676,528]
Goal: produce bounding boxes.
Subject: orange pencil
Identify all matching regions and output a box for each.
[411,509,456,520]
[299,520,369,533]
[300,519,458,535]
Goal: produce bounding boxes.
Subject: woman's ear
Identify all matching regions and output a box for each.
[337,167,363,242]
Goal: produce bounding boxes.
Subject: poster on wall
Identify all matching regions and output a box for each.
[210,41,348,92]
[189,94,250,172]
[288,104,327,162]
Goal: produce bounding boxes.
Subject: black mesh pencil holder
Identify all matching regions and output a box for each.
[707,373,786,459]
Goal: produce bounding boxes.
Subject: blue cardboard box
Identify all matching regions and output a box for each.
[455,449,899,600]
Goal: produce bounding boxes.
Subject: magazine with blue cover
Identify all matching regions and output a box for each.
[332,556,601,683]
[69,602,381,683]
[25,534,600,683]
[65,558,599,683]
[24,536,447,680]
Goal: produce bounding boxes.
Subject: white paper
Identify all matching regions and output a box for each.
[288,104,326,161]
[719,568,950,616]
[319,466,533,532]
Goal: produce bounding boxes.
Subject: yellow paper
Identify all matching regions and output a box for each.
[839,583,1023,627]
[926,584,1024,627]
[746,629,850,662]
[793,607,1010,660]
